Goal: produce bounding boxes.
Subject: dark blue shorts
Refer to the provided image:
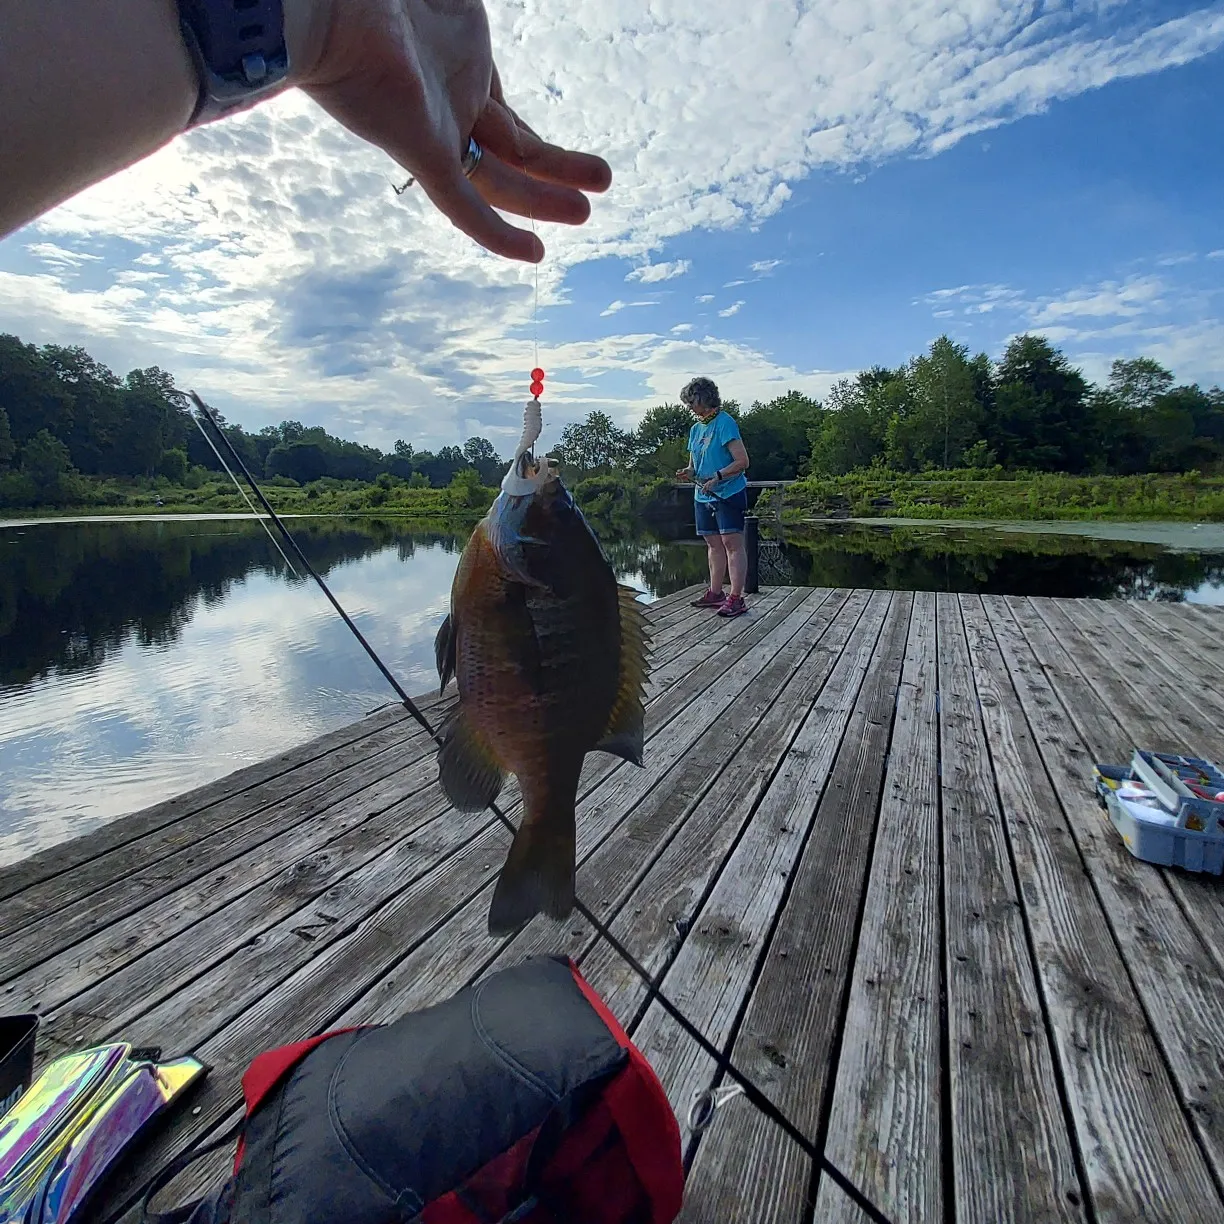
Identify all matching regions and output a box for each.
[695,489,748,536]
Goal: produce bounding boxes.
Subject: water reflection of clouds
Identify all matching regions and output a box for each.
[0,541,460,866]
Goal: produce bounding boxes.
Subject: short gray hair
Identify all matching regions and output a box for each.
[680,376,721,412]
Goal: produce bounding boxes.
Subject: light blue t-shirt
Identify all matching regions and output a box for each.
[688,411,747,504]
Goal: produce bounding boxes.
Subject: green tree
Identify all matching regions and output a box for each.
[159,447,189,482]
[555,410,632,474]
[266,441,329,484]
[635,403,691,452]
[448,465,486,507]
[989,335,1093,471]
[739,390,825,480]
[42,344,124,474]
[0,334,74,446]
[414,444,467,486]
[110,367,190,476]
[21,428,74,493]
[807,371,897,475]
[1108,357,1175,414]
[0,406,14,468]
[462,435,502,484]
[886,338,987,471]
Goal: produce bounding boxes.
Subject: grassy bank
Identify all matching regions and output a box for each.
[764,471,1224,522]
[0,471,497,520]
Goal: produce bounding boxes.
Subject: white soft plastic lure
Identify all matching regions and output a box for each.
[500,399,552,496]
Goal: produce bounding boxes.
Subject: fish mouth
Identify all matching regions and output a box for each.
[500,398,560,497]
[503,451,560,497]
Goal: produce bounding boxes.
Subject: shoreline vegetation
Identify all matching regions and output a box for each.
[7,468,1223,526]
[2,330,1221,525]
[760,470,1224,523]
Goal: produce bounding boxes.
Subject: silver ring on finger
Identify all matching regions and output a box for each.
[461,136,483,178]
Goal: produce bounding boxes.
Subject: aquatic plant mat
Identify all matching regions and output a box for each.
[2,586,1224,1222]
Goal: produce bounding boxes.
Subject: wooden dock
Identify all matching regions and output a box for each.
[2,586,1224,1223]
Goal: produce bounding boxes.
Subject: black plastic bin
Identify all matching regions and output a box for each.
[0,1013,39,1116]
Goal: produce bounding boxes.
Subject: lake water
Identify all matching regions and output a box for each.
[2,513,1222,866]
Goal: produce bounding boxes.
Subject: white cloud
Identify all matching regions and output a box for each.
[600,299,654,317]
[3,3,1223,446]
[696,294,715,304]
[718,300,745,317]
[626,259,690,283]
[919,267,1224,388]
[724,279,748,288]
[1208,250,1224,261]
[921,283,1024,310]
[671,323,694,333]
[25,242,103,271]
[750,259,783,273]
[525,329,845,444]
[1029,275,1166,324]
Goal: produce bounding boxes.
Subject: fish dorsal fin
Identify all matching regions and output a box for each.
[595,586,650,766]
[434,612,456,694]
[437,708,505,810]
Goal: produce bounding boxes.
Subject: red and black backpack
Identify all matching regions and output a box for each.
[145,956,683,1224]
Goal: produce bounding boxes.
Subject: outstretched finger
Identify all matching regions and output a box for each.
[474,98,611,193]
[470,153,594,225]
[416,159,544,263]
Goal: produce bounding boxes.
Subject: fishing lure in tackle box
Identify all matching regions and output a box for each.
[0,1039,206,1223]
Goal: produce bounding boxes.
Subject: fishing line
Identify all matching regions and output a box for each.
[190,393,434,739]
[190,394,895,1224]
[509,107,540,378]
[191,412,298,577]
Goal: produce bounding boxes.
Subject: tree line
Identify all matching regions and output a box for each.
[0,333,505,507]
[4,328,1221,512]
[554,334,1224,482]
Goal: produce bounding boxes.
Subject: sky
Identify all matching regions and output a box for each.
[1,0,1222,459]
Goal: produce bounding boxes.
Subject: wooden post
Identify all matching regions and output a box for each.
[744,514,759,594]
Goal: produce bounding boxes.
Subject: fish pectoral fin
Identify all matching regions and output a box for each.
[595,585,650,767]
[594,726,644,766]
[434,613,456,693]
[437,710,504,810]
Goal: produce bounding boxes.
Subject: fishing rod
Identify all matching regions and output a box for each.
[188,397,895,1224]
[190,393,435,742]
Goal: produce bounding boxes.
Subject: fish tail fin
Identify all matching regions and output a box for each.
[488,777,578,937]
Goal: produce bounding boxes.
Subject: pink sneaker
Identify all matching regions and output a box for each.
[691,588,726,608]
[717,595,748,618]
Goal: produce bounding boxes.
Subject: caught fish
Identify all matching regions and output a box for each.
[434,401,648,935]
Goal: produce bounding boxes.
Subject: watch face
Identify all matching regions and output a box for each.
[180,0,290,125]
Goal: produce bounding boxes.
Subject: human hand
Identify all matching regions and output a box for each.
[288,0,612,262]
[700,477,719,495]
[676,467,693,482]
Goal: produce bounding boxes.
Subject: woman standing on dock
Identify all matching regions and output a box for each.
[677,377,752,618]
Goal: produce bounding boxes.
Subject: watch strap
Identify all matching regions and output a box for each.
[177,0,289,128]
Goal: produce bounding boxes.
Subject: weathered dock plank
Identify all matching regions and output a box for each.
[962,595,1220,1223]
[996,595,1224,1194]
[936,592,1085,1223]
[678,591,912,1224]
[622,590,894,1220]
[816,590,942,1224]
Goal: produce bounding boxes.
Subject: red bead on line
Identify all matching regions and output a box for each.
[531,367,545,382]
[530,380,544,397]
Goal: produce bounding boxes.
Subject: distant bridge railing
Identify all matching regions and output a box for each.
[669,479,797,523]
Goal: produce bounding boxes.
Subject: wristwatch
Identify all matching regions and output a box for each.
[177,0,289,128]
